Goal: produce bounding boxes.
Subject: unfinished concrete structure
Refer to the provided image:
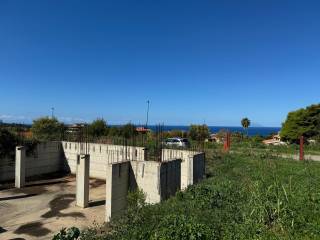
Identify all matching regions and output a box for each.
[1,141,205,222]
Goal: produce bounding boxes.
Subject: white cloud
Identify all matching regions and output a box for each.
[58,116,87,123]
[0,114,88,124]
[0,114,31,122]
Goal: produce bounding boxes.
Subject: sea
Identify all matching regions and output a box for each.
[147,126,281,137]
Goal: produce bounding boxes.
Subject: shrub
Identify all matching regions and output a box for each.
[0,128,19,158]
[120,123,137,139]
[88,119,108,138]
[52,227,80,240]
[189,125,210,142]
[31,117,65,141]
[151,215,214,240]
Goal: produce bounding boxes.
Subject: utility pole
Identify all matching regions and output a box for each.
[51,107,55,119]
[145,100,150,128]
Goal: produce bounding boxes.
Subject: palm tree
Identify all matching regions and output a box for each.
[241,117,251,136]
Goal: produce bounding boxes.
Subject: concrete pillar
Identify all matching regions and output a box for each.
[188,155,193,186]
[76,154,90,208]
[105,162,130,222]
[105,163,113,222]
[15,146,26,188]
[143,148,148,161]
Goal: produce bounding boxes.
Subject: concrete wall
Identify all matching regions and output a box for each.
[130,159,181,204]
[0,142,62,182]
[61,141,145,179]
[130,160,161,203]
[159,159,181,201]
[162,149,205,189]
[0,156,15,182]
[105,161,130,221]
[280,153,320,161]
[192,152,205,184]
[25,142,62,177]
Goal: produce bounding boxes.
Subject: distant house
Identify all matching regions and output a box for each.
[136,126,151,134]
[206,133,223,143]
[20,131,33,139]
[308,139,317,144]
[66,123,87,134]
[262,134,286,145]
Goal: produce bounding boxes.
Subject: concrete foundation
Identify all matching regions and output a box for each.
[4,141,206,223]
[76,154,90,208]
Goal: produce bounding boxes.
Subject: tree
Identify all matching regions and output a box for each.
[0,128,19,158]
[31,117,65,141]
[280,104,320,143]
[241,118,251,136]
[52,227,80,240]
[189,124,210,142]
[169,130,187,138]
[108,126,121,137]
[88,118,108,138]
[121,123,137,139]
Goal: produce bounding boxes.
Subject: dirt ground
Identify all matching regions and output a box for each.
[0,176,106,240]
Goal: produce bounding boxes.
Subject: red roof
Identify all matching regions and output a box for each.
[136,127,150,133]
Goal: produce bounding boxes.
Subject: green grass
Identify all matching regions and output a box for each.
[205,140,320,156]
[66,150,320,240]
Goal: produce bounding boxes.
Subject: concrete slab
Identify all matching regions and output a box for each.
[0,176,105,240]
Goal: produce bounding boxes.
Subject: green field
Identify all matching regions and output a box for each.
[229,142,320,156]
[56,149,320,240]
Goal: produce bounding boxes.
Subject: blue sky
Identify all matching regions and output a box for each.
[0,0,319,127]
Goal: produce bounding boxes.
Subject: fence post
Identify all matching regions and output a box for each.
[223,134,228,152]
[227,132,231,150]
[299,136,304,161]
[224,133,230,152]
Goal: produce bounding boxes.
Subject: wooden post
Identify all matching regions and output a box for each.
[227,132,231,150]
[299,136,304,161]
[223,132,231,152]
[223,133,228,152]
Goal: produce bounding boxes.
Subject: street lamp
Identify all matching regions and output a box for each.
[145,100,150,128]
[51,107,55,119]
